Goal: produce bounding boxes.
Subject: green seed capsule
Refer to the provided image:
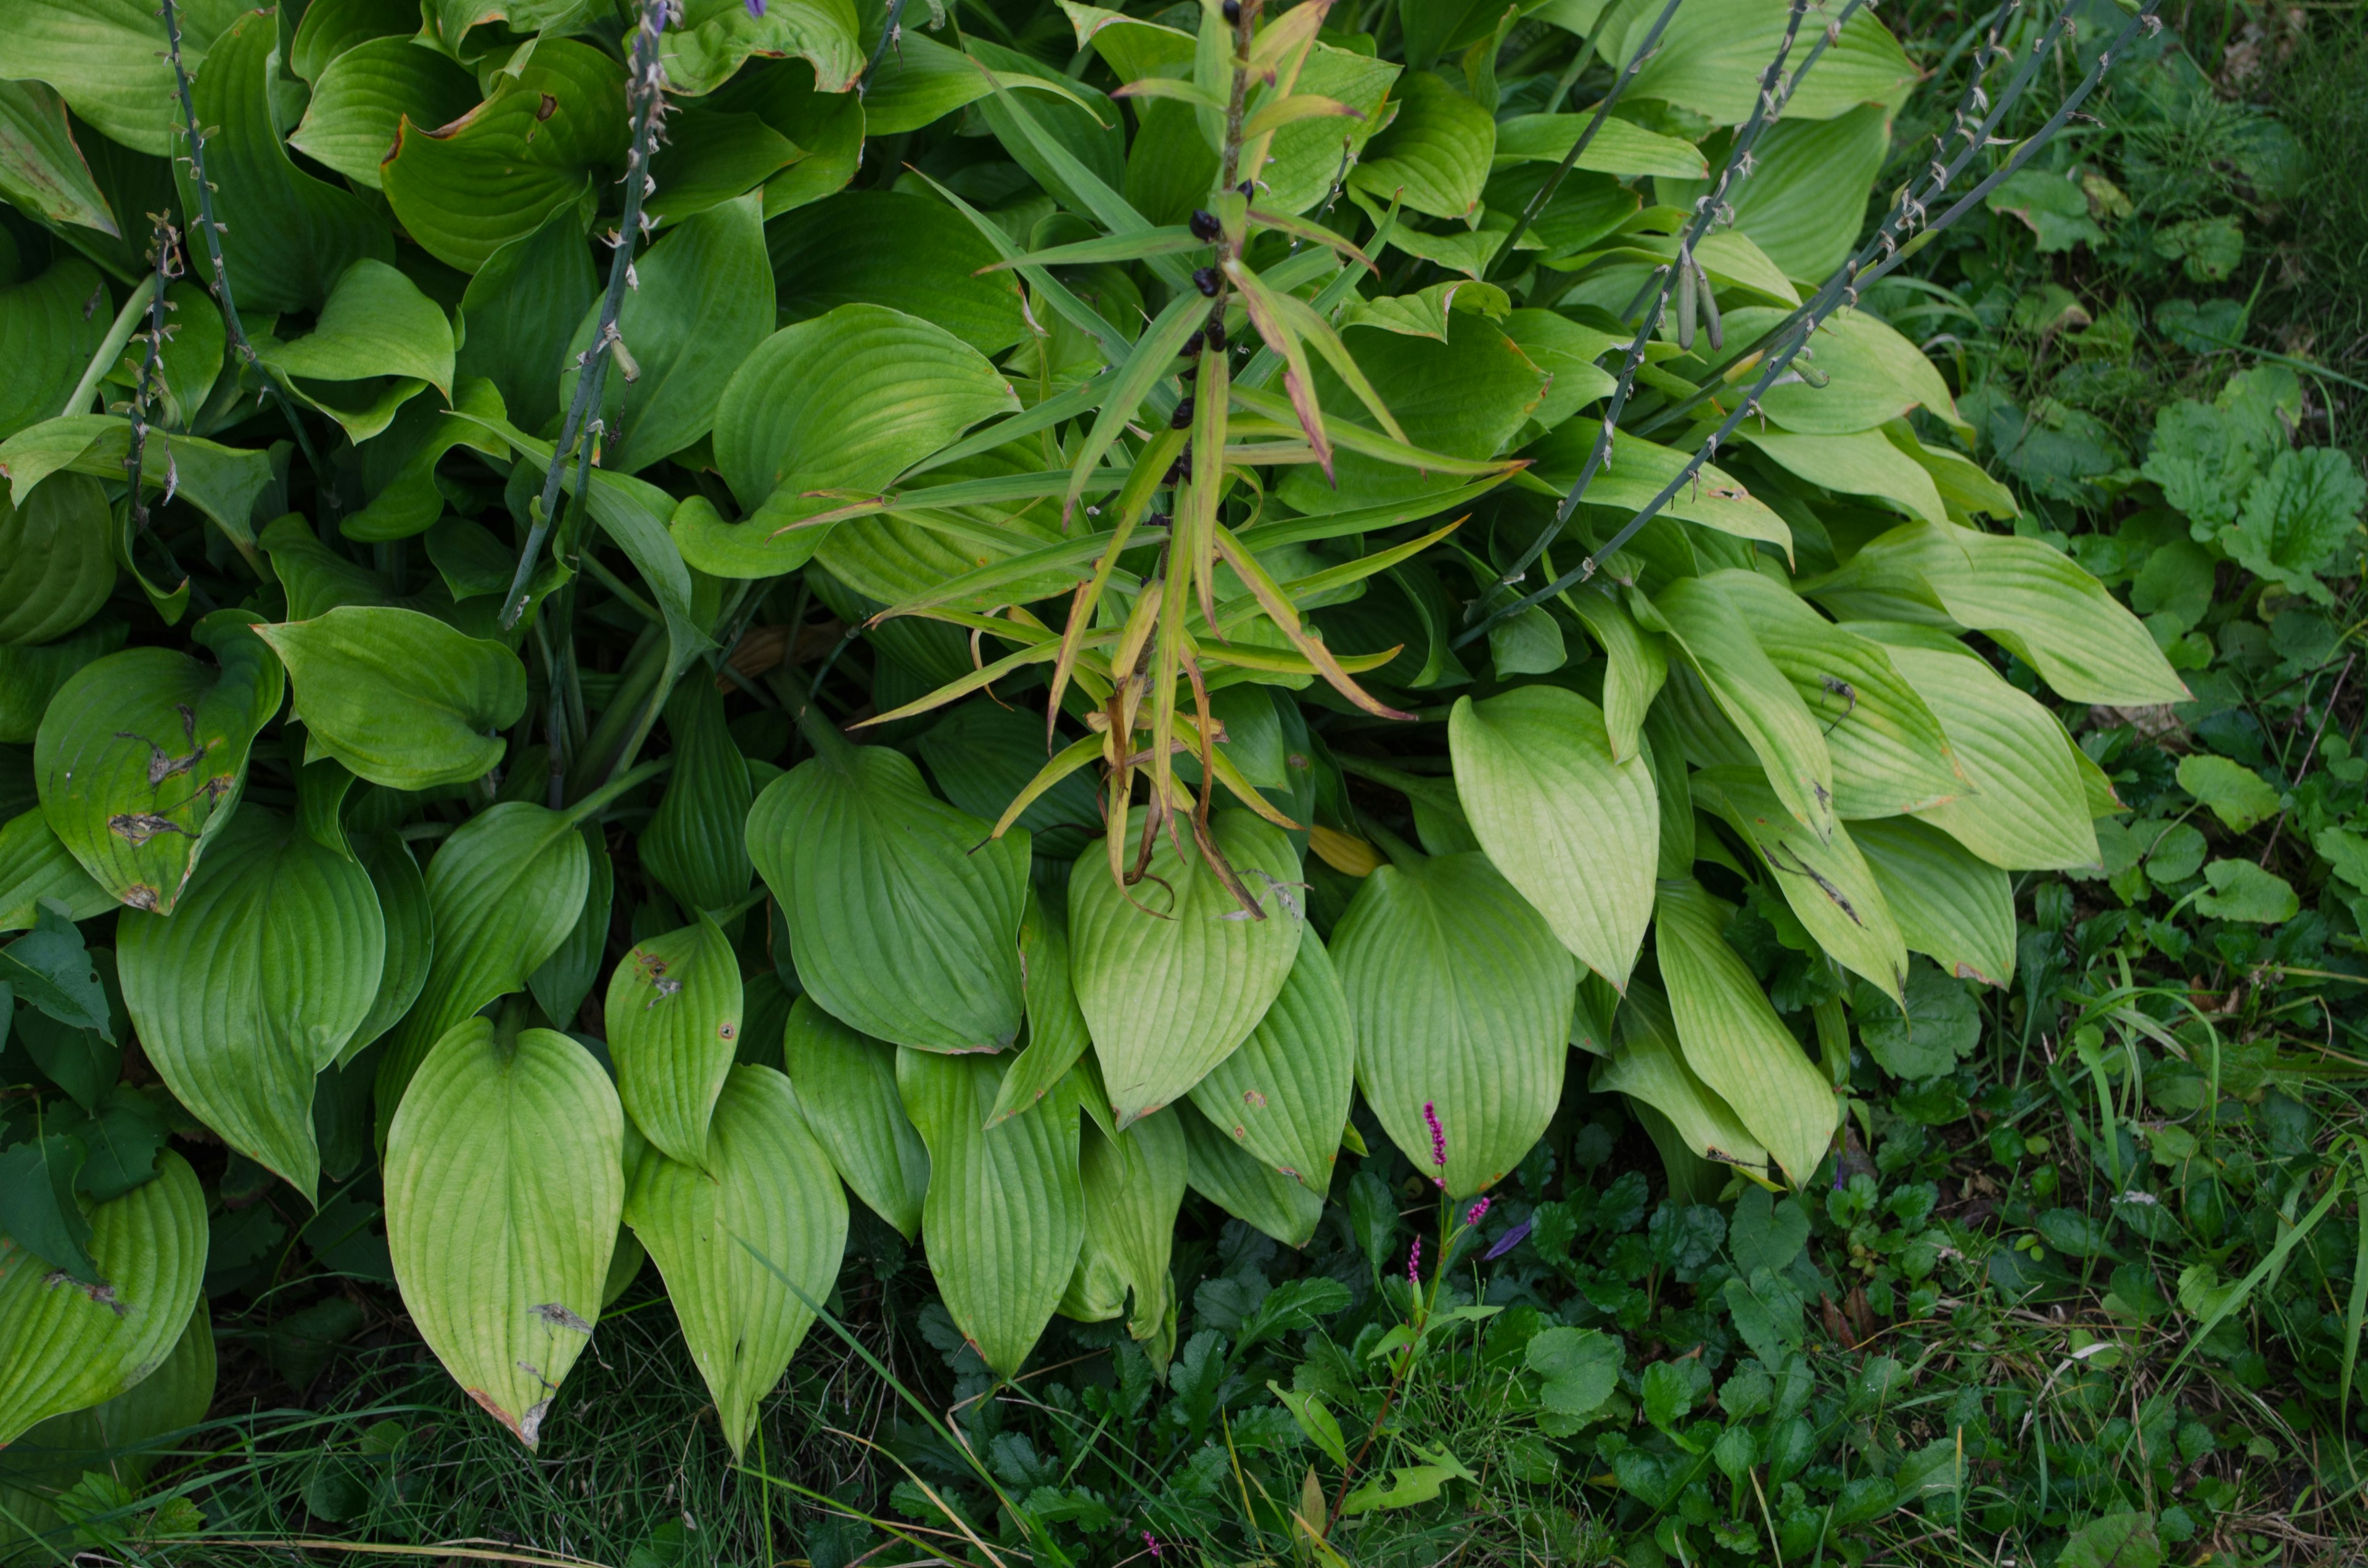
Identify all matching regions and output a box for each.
[1676,251,1698,351]
[1696,256,1723,351]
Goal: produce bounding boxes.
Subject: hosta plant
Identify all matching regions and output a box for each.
[0,0,2174,1484]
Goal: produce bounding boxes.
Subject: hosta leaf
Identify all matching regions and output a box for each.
[1187,930,1355,1190]
[627,1064,846,1458]
[918,704,1102,856]
[988,893,1096,1129]
[170,12,393,314]
[258,258,455,397]
[288,35,481,190]
[0,1292,215,1529]
[257,607,527,791]
[0,416,286,549]
[605,915,743,1172]
[897,1048,1083,1379]
[1712,569,1963,818]
[1848,816,2015,988]
[385,1021,622,1449]
[382,39,629,274]
[0,0,239,156]
[118,808,384,1202]
[1558,581,1665,761]
[1609,0,1915,125]
[1334,852,1575,1197]
[1492,113,1708,178]
[1652,880,1838,1188]
[771,191,1028,358]
[660,0,866,96]
[0,474,114,648]
[746,741,1029,1053]
[1738,426,1948,525]
[1060,1109,1186,1364]
[0,1151,205,1447]
[1176,1098,1324,1247]
[1449,686,1656,988]
[1348,71,1494,221]
[0,621,126,748]
[1641,576,1836,842]
[0,809,115,932]
[453,207,596,437]
[36,613,284,914]
[527,826,609,1032]
[347,831,433,1061]
[1590,984,1770,1173]
[1856,633,2099,871]
[639,679,754,916]
[1692,767,1907,1004]
[1720,308,1963,437]
[0,260,109,446]
[561,193,773,476]
[780,997,929,1241]
[375,803,591,1125]
[1069,810,1305,1127]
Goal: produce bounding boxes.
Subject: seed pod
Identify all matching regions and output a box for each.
[1193,267,1221,298]
[1676,252,1697,352]
[1189,209,1221,243]
[1696,255,1724,351]
[1171,397,1196,430]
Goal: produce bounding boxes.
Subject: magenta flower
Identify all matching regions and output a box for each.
[1407,1235,1421,1284]
[1465,1196,1491,1227]
[1143,1530,1162,1558]
[1423,1101,1447,1185]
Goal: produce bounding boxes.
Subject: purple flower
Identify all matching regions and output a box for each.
[1482,1217,1533,1261]
[1143,1530,1162,1558]
[1407,1236,1421,1284]
[1423,1101,1447,1170]
[1465,1196,1491,1227]
[745,0,765,14]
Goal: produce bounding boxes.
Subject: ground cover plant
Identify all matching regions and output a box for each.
[0,0,2362,1562]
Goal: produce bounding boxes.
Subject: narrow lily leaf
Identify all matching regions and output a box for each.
[385,1021,623,1450]
[1064,292,1207,523]
[1653,880,1838,1188]
[1849,815,2016,988]
[781,997,930,1242]
[605,914,743,1172]
[1449,686,1657,990]
[627,1064,846,1459]
[980,225,1206,269]
[1691,766,1908,1004]
[1109,75,1229,113]
[746,742,1030,1053]
[1334,852,1576,1198]
[897,1048,1083,1379]
[1177,1098,1325,1247]
[1188,930,1355,1189]
[1059,1108,1187,1366]
[118,808,385,1202]
[1069,809,1305,1126]
[0,1151,206,1447]
[1589,985,1771,1173]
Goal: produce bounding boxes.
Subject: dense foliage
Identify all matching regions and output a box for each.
[0,0,2361,1562]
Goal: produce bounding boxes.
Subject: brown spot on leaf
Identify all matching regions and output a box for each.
[529,1301,593,1334]
[109,813,192,846]
[122,884,160,911]
[46,1273,126,1316]
[536,92,558,120]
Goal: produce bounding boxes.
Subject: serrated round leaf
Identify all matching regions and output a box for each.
[375,803,591,1125]
[345,831,434,1063]
[1175,1098,1324,1247]
[0,1151,205,1447]
[118,808,384,1202]
[626,1064,846,1458]
[1848,815,2015,987]
[1069,810,1304,1125]
[781,997,929,1242]
[897,1048,1082,1379]
[385,1021,622,1449]
[36,616,285,914]
[1059,1109,1185,1361]
[0,474,113,647]
[605,914,743,1171]
[257,607,526,791]
[746,744,1028,1053]
[1187,931,1354,1189]
[1336,852,1574,1197]
[1652,880,1838,1188]
[1450,686,1656,988]
[639,678,754,916]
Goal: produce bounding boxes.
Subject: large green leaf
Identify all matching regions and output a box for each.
[1334,852,1575,1197]
[1176,1098,1324,1247]
[0,260,110,445]
[0,621,126,747]
[0,0,244,156]
[0,808,114,932]
[1606,0,1916,124]
[561,193,773,476]
[385,1021,622,1448]
[257,607,527,790]
[1590,983,1770,1172]
[695,305,1020,575]
[1349,70,1494,221]
[987,892,1097,1128]
[638,678,754,916]
[381,39,628,274]
[256,260,456,444]
[770,191,1028,358]
[1856,632,2100,871]
[288,35,482,190]
[170,11,393,314]
[660,0,866,97]
[0,416,275,548]
[780,996,929,1242]
[746,742,1029,1053]
[1069,810,1304,1127]
[897,1048,1083,1380]
[627,1064,846,1458]
[35,614,284,914]
[0,1151,205,1447]
[1691,766,1907,1004]
[452,207,595,435]
[1652,880,1838,1188]
[527,824,609,1031]
[347,830,433,1061]
[374,803,591,1123]
[1060,1108,1186,1364]
[1186,932,1355,1191]
[118,808,384,1202]
[1848,815,2015,988]
[1720,308,1962,437]
[1449,686,1656,988]
[604,914,742,1172]
[0,474,114,648]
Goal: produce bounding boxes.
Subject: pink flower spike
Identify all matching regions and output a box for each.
[1465,1196,1491,1226]
[745,0,766,14]
[1423,1101,1447,1168]
[1407,1235,1422,1284]
[1144,1530,1162,1558]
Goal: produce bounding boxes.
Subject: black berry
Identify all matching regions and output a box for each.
[1193,266,1221,297]
[1171,397,1196,429]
